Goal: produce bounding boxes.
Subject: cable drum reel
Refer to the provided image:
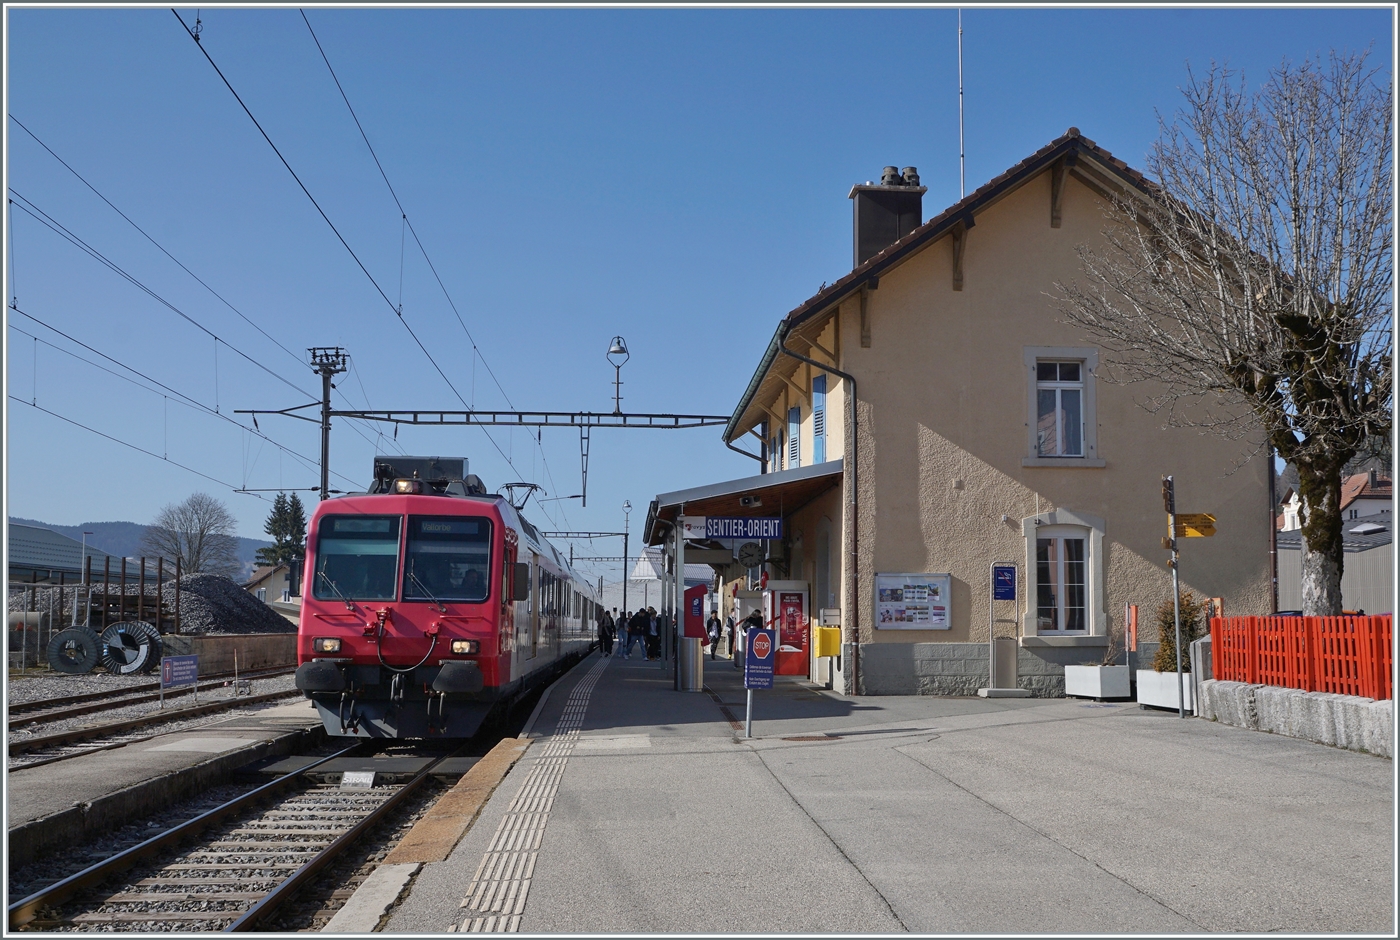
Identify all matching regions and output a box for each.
[46,627,103,674]
[100,621,163,674]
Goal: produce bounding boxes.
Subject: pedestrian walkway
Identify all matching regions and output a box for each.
[385,650,1393,934]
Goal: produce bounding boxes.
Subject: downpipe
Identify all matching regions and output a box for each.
[777,322,860,695]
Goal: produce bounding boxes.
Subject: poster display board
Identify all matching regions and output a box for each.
[875,573,952,629]
[763,581,809,676]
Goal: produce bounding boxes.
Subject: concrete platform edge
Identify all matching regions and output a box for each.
[7,724,324,866]
[321,862,421,933]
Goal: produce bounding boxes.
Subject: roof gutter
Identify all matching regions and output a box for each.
[776,319,861,695]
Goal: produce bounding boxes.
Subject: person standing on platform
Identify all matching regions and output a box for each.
[726,613,737,659]
[599,609,615,656]
[616,610,630,659]
[645,607,660,660]
[707,611,722,660]
[627,609,648,659]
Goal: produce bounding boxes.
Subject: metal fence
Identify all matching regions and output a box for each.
[1211,615,1393,701]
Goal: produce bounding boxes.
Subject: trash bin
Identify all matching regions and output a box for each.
[678,637,703,691]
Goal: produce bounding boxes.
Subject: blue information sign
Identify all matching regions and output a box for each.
[744,626,776,690]
[707,517,782,540]
[161,655,199,689]
[993,565,1016,601]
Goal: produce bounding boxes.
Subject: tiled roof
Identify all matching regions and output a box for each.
[727,127,1156,441]
[1341,472,1392,510]
[1277,509,1392,552]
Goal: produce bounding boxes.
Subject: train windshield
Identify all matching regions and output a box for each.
[313,515,401,601]
[404,516,492,603]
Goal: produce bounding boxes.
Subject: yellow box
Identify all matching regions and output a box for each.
[813,626,842,658]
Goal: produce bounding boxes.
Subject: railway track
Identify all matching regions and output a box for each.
[8,690,304,771]
[7,667,297,729]
[8,743,454,932]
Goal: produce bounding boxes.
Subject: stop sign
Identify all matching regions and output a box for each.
[751,631,772,659]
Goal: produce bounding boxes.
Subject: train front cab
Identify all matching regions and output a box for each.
[295,496,521,738]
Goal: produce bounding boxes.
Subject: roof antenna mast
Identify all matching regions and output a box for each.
[958,9,965,199]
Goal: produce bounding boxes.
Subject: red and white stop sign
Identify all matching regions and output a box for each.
[751,631,772,659]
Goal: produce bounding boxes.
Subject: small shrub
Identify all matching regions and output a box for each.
[1153,590,1208,673]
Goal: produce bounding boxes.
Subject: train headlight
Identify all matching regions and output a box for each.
[451,639,479,655]
[394,478,424,494]
[313,637,342,653]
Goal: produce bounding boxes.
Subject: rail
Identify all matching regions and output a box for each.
[7,743,362,928]
[1211,615,1393,701]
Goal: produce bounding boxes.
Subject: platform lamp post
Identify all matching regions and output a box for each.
[621,500,632,617]
[607,336,629,416]
[73,531,92,628]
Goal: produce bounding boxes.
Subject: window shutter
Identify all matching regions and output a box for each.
[788,407,801,468]
[811,375,826,463]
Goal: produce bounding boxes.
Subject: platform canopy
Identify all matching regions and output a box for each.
[642,459,843,547]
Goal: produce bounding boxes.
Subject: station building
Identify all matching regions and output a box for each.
[645,129,1272,696]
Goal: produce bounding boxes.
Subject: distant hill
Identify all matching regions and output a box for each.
[9,517,273,581]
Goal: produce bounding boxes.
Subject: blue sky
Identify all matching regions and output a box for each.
[4,4,1393,587]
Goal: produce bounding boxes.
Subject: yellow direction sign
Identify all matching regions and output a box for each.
[1174,513,1216,537]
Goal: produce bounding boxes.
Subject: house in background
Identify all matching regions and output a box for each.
[648,128,1273,697]
[1277,509,1392,614]
[1278,469,1392,531]
[243,563,299,624]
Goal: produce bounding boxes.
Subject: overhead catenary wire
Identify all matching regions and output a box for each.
[10,396,270,501]
[172,8,558,524]
[297,9,572,526]
[8,309,365,490]
[7,113,405,454]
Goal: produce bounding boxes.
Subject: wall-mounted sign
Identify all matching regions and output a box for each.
[702,517,782,540]
[875,573,951,630]
[993,565,1016,601]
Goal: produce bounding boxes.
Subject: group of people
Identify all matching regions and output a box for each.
[596,606,760,663]
[597,607,662,660]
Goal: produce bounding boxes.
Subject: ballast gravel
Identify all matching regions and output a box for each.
[8,674,299,739]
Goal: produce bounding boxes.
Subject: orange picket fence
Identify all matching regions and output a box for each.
[1211,615,1393,701]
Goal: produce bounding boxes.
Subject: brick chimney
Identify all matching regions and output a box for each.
[849,166,927,268]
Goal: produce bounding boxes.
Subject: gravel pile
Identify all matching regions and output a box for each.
[8,574,296,636]
[157,574,296,635]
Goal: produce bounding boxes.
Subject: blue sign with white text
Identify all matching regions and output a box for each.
[744,626,776,690]
[707,517,783,540]
[161,655,199,689]
[993,566,1017,601]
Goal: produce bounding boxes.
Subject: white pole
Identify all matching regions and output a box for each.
[745,687,753,739]
[958,8,966,199]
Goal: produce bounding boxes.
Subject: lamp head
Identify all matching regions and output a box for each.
[607,336,630,367]
[622,499,632,514]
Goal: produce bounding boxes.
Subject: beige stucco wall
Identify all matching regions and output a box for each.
[820,166,1273,648]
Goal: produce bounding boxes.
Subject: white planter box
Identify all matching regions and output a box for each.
[1064,664,1130,700]
[1137,668,1194,713]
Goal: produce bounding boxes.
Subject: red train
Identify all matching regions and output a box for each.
[294,457,598,738]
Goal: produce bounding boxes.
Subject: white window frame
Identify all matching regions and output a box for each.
[1020,509,1107,644]
[788,406,801,470]
[256,587,267,602]
[1022,346,1104,468]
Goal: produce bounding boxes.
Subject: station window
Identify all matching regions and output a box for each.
[788,407,801,469]
[1023,347,1101,467]
[1022,511,1105,638]
[812,375,827,464]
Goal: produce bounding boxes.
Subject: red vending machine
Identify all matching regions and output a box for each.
[763,580,809,677]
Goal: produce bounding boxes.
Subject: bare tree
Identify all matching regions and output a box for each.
[1057,53,1392,615]
[141,492,242,578]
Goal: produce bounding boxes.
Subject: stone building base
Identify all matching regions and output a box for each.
[855,641,1161,698]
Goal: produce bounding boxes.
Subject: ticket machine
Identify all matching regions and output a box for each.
[762,580,809,677]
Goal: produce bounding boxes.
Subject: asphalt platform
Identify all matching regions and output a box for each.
[383,649,1394,935]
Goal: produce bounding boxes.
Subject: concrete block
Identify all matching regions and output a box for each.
[1198,680,1261,728]
[322,862,420,932]
[1363,700,1393,758]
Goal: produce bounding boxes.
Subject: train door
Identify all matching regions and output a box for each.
[529,554,540,659]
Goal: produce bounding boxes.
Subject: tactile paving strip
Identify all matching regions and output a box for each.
[454,656,609,933]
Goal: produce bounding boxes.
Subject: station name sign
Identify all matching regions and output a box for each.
[682,515,782,541]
